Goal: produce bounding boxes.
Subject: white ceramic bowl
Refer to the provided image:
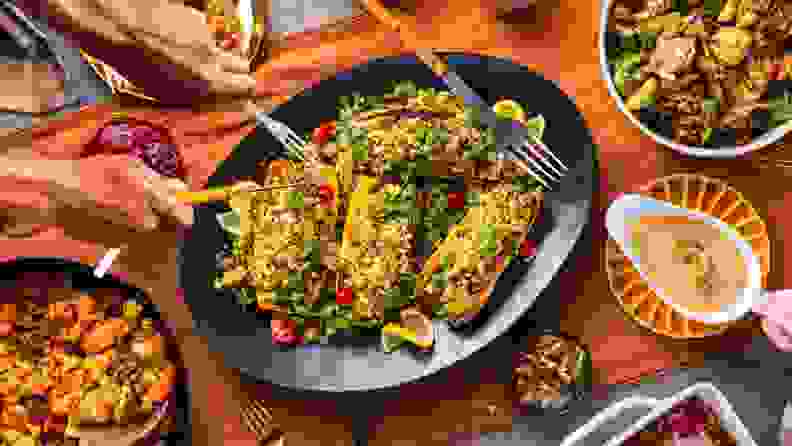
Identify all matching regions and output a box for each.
[597,0,788,158]
[605,194,762,325]
[560,382,758,446]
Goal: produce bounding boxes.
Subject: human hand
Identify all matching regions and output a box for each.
[2,153,193,291]
[42,0,255,103]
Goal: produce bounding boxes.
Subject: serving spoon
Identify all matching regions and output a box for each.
[606,194,792,351]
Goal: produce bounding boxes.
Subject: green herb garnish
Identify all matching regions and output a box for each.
[673,0,688,15]
[237,288,256,306]
[621,33,640,53]
[479,224,498,257]
[613,52,643,97]
[287,191,305,209]
[702,97,720,114]
[393,81,418,97]
[769,91,792,126]
[703,0,721,17]
[701,127,714,144]
[638,32,657,50]
[463,106,480,128]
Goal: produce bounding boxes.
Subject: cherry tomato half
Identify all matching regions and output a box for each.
[312,121,337,146]
[519,239,537,258]
[318,184,336,207]
[336,287,353,305]
[447,191,465,209]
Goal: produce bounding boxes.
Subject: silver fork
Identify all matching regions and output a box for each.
[255,112,306,161]
[256,111,568,188]
[498,130,569,189]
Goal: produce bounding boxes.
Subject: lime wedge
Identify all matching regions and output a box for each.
[217,210,242,237]
[522,115,546,141]
[493,99,526,122]
[382,322,433,350]
[382,331,407,353]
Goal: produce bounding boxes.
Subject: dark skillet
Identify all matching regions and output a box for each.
[179,53,598,392]
[0,257,192,446]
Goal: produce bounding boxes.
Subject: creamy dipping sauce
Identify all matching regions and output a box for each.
[630,215,748,313]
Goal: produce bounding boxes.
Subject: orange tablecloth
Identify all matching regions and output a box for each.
[3,1,791,443]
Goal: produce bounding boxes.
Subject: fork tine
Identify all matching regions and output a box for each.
[285,127,308,147]
[523,142,563,179]
[510,145,559,183]
[509,156,550,188]
[528,135,568,171]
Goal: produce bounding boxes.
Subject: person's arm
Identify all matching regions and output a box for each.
[2,153,267,445]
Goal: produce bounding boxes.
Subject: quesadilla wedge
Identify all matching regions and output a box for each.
[336,175,421,323]
[220,160,340,319]
[417,184,543,323]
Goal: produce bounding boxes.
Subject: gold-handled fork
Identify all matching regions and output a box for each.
[241,398,286,445]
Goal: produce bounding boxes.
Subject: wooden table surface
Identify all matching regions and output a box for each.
[4,0,790,444]
[246,1,792,444]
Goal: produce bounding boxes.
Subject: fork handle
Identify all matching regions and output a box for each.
[175,187,231,204]
[359,0,448,77]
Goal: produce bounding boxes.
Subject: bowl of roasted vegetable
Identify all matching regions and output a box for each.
[0,258,178,446]
[600,0,792,157]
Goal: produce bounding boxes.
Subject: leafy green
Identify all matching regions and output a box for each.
[382,333,407,353]
[574,349,592,387]
[703,0,721,16]
[303,239,322,272]
[217,210,242,237]
[432,303,449,319]
[701,127,713,144]
[479,224,498,257]
[236,287,256,306]
[621,33,640,53]
[463,127,497,161]
[287,191,304,209]
[381,272,418,310]
[399,272,417,300]
[702,97,720,114]
[393,81,418,97]
[512,175,542,193]
[522,115,546,141]
[637,32,657,50]
[769,92,792,126]
[417,87,438,97]
[673,0,688,15]
[613,52,642,97]
[463,106,480,128]
[382,288,409,310]
[431,270,448,290]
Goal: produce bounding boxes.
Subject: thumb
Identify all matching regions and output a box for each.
[133,162,194,228]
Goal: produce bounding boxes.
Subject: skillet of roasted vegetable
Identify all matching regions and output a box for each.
[179,53,597,392]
